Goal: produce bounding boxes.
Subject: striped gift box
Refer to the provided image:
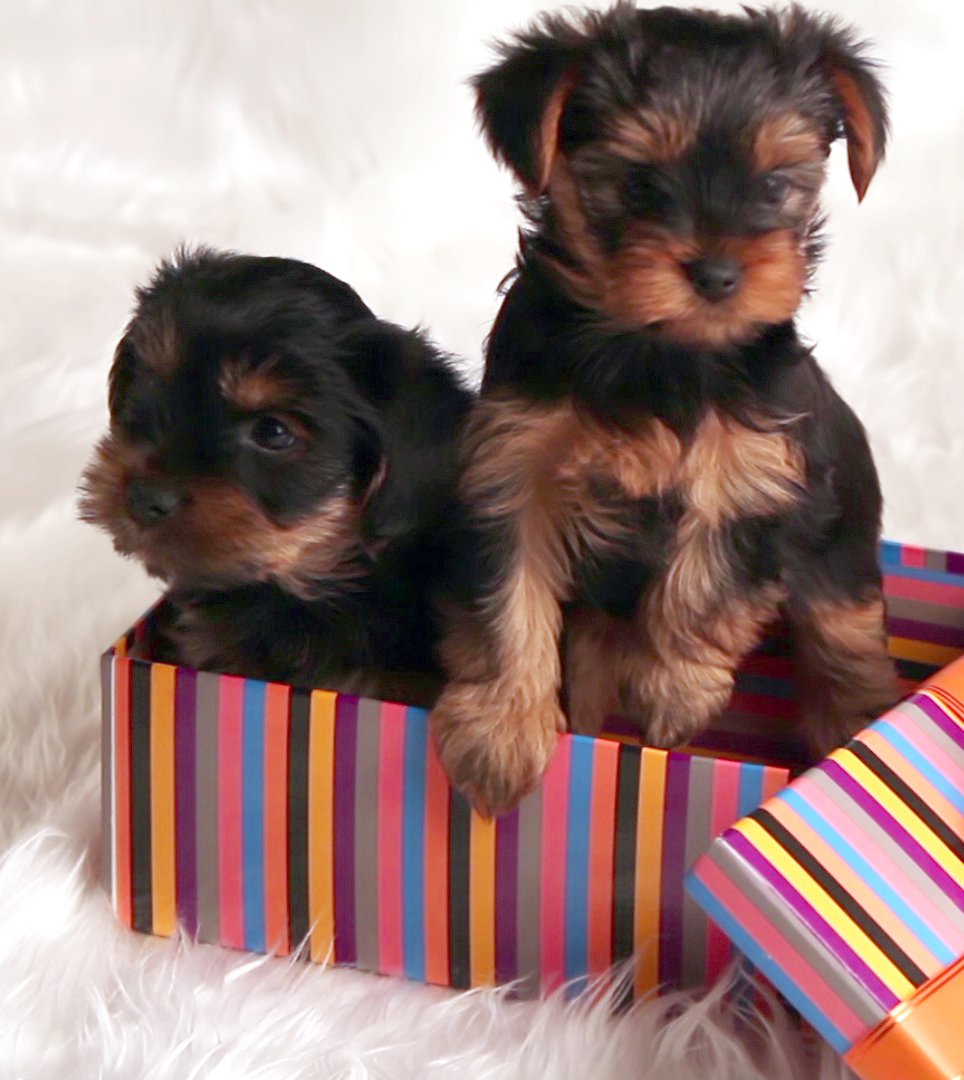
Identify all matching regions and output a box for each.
[687,546,964,1079]
[100,541,964,1001]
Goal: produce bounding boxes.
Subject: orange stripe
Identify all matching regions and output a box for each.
[762,763,790,803]
[469,809,497,986]
[264,683,290,956]
[423,739,450,986]
[378,703,406,979]
[634,748,667,996]
[114,657,132,928]
[150,663,177,937]
[308,691,336,962]
[588,740,618,975]
[765,796,943,977]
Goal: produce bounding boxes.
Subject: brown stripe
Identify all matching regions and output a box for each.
[130,661,153,934]
[888,596,964,630]
[194,671,221,944]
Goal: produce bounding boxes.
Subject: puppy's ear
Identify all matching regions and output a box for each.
[342,323,471,550]
[783,10,889,202]
[473,18,585,196]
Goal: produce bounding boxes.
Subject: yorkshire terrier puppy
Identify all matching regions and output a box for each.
[81,248,472,699]
[431,4,896,814]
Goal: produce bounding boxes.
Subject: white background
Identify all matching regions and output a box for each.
[1,1,961,1077]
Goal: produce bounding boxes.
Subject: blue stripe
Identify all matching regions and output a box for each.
[780,788,956,966]
[564,736,595,993]
[402,708,427,982]
[242,679,266,953]
[685,872,851,1054]
[875,719,964,813]
[738,764,765,817]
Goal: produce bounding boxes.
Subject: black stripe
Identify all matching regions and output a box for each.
[848,742,964,863]
[896,658,941,683]
[612,744,641,1010]
[613,744,640,962]
[755,808,927,986]
[130,660,153,935]
[448,792,472,989]
[287,687,311,955]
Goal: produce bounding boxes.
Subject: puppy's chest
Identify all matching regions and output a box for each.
[555,409,805,612]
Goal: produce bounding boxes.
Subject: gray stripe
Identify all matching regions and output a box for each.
[100,653,114,901]
[888,595,964,629]
[680,756,715,989]
[515,783,543,998]
[710,841,887,1030]
[891,700,964,773]
[354,698,382,974]
[194,671,220,944]
[808,768,964,928]
[925,550,946,572]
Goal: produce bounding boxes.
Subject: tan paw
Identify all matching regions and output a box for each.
[430,683,564,816]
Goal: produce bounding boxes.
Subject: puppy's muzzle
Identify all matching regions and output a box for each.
[684,257,744,303]
[126,477,187,528]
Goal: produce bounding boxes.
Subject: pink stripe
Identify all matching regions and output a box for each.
[902,546,927,568]
[218,675,245,950]
[696,859,868,1044]
[794,773,964,952]
[896,718,964,795]
[884,573,964,607]
[706,761,741,983]
[540,736,571,994]
[378,703,406,978]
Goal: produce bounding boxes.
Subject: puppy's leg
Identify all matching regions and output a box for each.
[788,593,896,757]
[430,399,576,816]
[621,525,784,747]
[564,607,631,736]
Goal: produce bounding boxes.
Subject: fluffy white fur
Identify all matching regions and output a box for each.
[1,0,961,1076]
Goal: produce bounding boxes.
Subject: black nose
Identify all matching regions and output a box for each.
[127,478,185,527]
[685,257,744,302]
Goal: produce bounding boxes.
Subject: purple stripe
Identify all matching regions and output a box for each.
[823,759,964,910]
[946,552,964,576]
[175,667,198,936]
[495,808,520,984]
[725,830,898,1009]
[913,694,964,749]
[658,753,690,987]
[333,696,358,965]
[888,616,964,649]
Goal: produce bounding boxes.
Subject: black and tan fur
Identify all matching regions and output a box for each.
[431,4,896,814]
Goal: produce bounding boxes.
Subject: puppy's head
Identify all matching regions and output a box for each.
[80,249,406,599]
[475,3,888,348]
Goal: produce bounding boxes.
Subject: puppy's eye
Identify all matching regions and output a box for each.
[624,164,674,218]
[762,173,791,206]
[250,415,297,452]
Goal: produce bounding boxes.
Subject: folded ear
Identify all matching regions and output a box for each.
[472,18,585,196]
[784,10,889,202]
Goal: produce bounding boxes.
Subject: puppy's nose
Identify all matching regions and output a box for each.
[127,478,186,527]
[685,258,744,302]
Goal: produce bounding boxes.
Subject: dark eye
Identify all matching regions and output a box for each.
[250,415,297,452]
[624,164,674,219]
[762,173,791,206]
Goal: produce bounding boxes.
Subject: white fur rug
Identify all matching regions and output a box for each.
[2,1,962,1076]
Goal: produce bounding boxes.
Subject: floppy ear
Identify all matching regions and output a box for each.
[785,11,889,202]
[472,20,584,196]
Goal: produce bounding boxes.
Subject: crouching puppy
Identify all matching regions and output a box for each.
[431,4,897,814]
[81,248,472,700]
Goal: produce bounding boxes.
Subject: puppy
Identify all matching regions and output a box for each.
[431,4,896,814]
[81,248,472,699]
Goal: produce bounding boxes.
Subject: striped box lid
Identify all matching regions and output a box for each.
[687,543,964,1076]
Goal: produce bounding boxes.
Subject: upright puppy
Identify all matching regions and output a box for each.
[81,248,472,698]
[432,4,896,814]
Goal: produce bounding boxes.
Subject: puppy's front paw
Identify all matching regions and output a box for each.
[430,683,564,817]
